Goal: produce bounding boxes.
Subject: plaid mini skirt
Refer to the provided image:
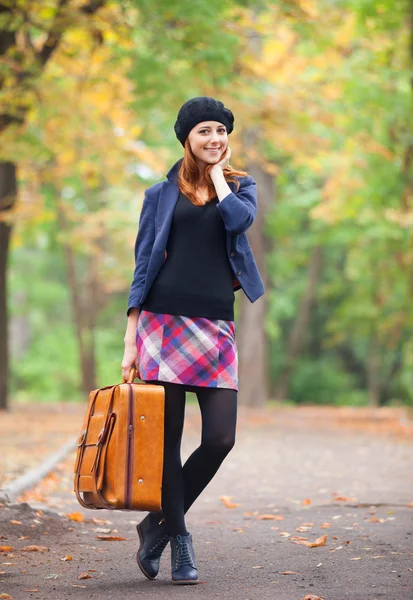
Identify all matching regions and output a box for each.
[136,309,238,390]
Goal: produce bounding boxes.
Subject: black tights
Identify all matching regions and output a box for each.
[146,381,238,537]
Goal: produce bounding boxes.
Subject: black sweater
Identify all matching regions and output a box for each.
[142,192,235,320]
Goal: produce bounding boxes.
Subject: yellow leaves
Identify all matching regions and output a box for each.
[292,534,328,548]
[96,536,127,541]
[296,523,313,532]
[304,534,328,548]
[220,496,241,509]
[369,517,386,524]
[20,545,49,552]
[257,514,284,521]
[89,517,113,525]
[0,594,14,599]
[333,495,356,502]
[302,498,311,506]
[384,209,413,229]
[0,546,14,552]
[66,512,84,523]
[61,555,73,561]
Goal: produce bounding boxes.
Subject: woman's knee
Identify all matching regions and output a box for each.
[202,432,236,456]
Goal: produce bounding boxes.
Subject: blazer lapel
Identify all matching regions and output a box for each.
[156,181,180,236]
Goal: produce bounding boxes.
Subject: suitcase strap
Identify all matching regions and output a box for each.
[74,386,117,509]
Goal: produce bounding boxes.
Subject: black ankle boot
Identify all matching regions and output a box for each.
[136,514,170,580]
[170,532,199,585]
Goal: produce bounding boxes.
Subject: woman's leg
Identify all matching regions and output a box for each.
[181,386,238,513]
[146,381,188,538]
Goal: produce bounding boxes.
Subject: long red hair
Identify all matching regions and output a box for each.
[178,138,248,206]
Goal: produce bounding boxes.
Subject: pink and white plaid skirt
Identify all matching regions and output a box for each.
[136,309,238,390]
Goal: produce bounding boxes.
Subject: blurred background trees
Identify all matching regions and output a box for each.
[0,0,412,409]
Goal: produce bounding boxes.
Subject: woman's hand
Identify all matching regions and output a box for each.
[121,341,138,382]
[211,146,231,173]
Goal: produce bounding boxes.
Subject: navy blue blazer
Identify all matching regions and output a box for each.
[127,159,265,316]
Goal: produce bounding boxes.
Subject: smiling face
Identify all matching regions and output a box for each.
[187,121,228,168]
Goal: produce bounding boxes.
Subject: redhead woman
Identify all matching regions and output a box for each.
[121,96,264,585]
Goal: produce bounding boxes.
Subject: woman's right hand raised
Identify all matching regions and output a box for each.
[121,342,138,382]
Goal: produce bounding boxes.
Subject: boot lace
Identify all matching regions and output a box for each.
[149,534,169,558]
[174,535,195,569]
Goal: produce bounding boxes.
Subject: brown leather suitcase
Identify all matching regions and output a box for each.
[73,368,165,511]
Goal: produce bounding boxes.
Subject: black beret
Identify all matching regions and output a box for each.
[174,96,234,146]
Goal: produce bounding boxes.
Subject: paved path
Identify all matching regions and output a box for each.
[1,405,412,600]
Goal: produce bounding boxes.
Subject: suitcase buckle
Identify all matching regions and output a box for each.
[96,427,105,446]
[77,430,87,446]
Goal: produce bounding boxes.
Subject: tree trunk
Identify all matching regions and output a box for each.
[56,199,97,396]
[274,245,324,402]
[0,161,16,410]
[367,332,381,407]
[238,161,274,407]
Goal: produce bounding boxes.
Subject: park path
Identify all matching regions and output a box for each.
[1,403,412,600]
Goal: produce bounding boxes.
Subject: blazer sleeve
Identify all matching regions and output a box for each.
[126,187,157,316]
[215,175,257,234]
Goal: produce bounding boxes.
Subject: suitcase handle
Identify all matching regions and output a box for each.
[122,367,137,384]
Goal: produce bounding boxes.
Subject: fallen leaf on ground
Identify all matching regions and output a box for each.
[252,565,264,569]
[301,595,323,600]
[18,537,29,541]
[66,512,84,523]
[10,521,21,525]
[21,546,49,552]
[306,535,328,548]
[61,555,72,561]
[257,514,284,521]
[350,557,361,560]
[333,496,356,502]
[321,523,332,528]
[293,535,328,548]
[78,572,93,580]
[282,571,297,575]
[0,594,13,599]
[219,496,241,509]
[0,546,14,552]
[96,536,127,541]
[72,585,87,588]
[89,518,113,525]
[302,498,311,506]
[279,532,291,537]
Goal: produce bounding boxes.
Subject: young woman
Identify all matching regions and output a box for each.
[121,97,264,585]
